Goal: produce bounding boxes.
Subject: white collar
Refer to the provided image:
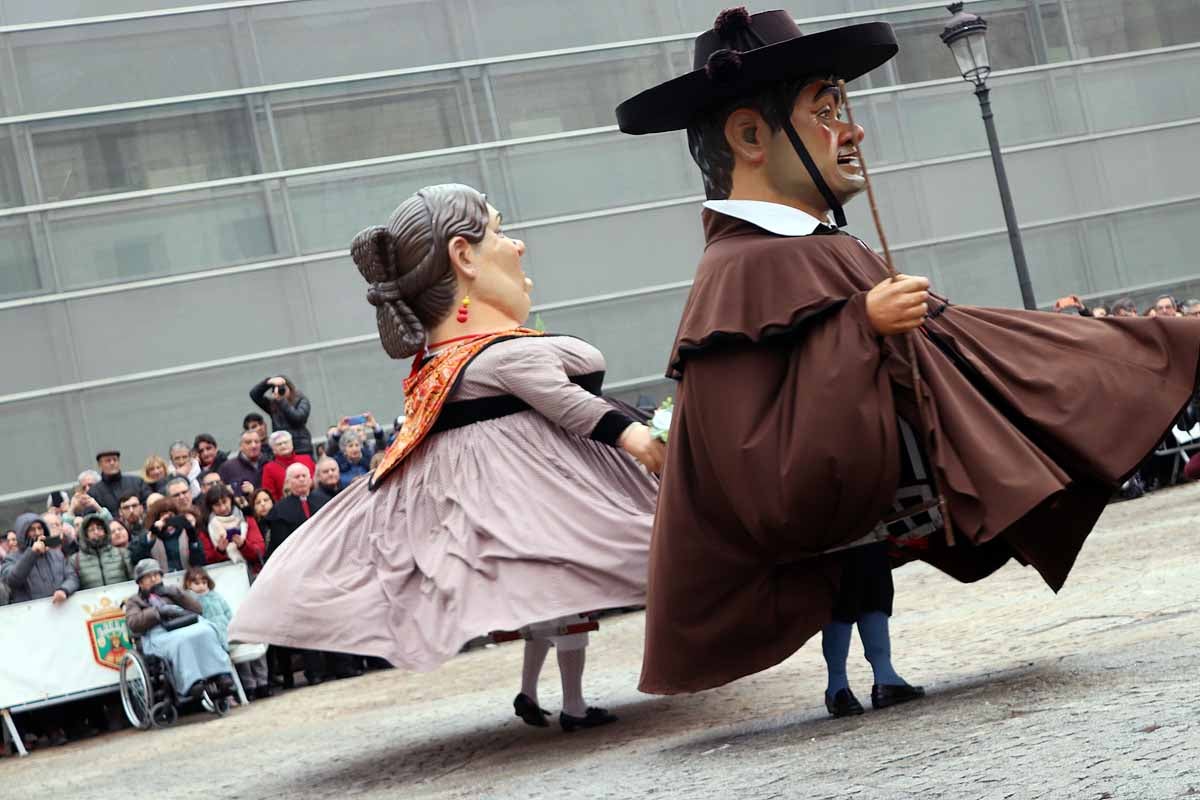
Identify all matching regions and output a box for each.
[703,199,832,237]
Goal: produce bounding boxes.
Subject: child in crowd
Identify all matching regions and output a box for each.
[184,565,272,700]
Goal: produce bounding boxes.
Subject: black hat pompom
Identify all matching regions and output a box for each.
[705,48,744,84]
[713,6,752,38]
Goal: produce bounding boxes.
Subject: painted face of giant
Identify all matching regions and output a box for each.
[762,80,866,212]
[469,205,531,323]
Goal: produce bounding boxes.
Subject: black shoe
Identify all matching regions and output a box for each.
[254,686,273,700]
[871,683,926,710]
[559,707,618,733]
[513,693,551,727]
[825,688,865,718]
[305,673,325,687]
[214,675,236,697]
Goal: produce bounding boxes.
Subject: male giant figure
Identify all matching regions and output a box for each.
[616,8,1200,712]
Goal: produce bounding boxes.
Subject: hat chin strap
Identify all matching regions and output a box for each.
[781,119,847,228]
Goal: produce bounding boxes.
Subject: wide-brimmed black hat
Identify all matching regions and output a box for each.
[616,8,898,134]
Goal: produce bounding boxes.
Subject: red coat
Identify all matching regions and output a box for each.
[200,517,267,573]
[260,453,315,501]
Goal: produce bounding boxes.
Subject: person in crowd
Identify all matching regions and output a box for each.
[232,185,662,730]
[369,451,386,471]
[1052,295,1092,316]
[141,455,172,495]
[263,463,326,560]
[329,431,372,488]
[184,566,232,648]
[3,529,17,555]
[42,510,79,557]
[165,476,195,515]
[325,413,387,459]
[260,431,315,502]
[64,472,109,531]
[1153,295,1179,317]
[123,559,234,702]
[250,376,313,456]
[108,518,132,550]
[260,463,330,688]
[128,498,173,565]
[219,430,265,499]
[1,513,79,603]
[46,490,70,515]
[135,504,206,573]
[312,457,342,502]
[249,489,276,555]
[74,514,133,589]
[1111,297,1139,317]
[201,484,266,573]
[193,433,228,474]
[118,493,147,537]
[88,449,148,517]
[168,441,202,499]
[1091,304,1109,318]
[1184,299,1200,317]
[195,470,224,516]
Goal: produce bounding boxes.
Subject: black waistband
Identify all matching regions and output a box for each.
[430,371,605,434]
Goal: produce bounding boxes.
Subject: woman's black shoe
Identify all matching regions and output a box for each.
[559,707,618,733]
[871,683,925,710]
[513,693,551,727]
[825,688,865,718]
[254,686,273,700]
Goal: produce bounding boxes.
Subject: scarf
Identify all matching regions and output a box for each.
[370,328,543,488]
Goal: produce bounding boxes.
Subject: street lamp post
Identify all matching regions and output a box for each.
[940,2,1037,311]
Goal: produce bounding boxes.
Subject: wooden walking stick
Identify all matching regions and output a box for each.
[838,80,955,547]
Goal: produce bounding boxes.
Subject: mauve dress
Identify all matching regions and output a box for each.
[228,335,658,671]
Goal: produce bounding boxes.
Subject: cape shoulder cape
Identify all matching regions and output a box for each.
[641,209,1200,694]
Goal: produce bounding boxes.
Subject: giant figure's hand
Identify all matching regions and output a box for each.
[620,423,667,475]
[866,275,930,336]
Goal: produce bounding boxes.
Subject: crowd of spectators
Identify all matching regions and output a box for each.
[1,375,399,752]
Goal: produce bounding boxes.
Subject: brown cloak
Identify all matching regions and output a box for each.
[641,209,1200,694]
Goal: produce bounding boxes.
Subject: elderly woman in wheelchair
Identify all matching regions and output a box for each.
[119,558,235,728]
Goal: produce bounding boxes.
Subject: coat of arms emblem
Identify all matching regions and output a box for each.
[82,596,132,671]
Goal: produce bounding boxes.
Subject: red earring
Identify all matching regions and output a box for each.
[456,295,471,324]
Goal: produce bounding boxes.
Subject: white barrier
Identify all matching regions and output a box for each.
[0,562,260,714]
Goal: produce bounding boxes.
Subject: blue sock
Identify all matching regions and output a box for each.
[857,611,905,686]
[821,622,853,697]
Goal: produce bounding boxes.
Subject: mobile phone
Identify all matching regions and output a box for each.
[346,414,367,426]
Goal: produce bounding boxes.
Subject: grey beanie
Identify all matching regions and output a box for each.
[134,558,163,582]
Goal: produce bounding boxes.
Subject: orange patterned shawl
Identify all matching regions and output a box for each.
[369,328,544,489]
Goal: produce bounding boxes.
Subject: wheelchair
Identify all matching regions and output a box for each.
[118,640,235,730]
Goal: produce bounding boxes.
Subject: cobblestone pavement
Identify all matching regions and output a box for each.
[4,485,1199,799]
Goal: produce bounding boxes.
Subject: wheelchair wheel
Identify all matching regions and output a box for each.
[151,701,178,729]
[118,651,154,730]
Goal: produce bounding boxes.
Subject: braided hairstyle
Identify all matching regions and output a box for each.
[350,184,490,359]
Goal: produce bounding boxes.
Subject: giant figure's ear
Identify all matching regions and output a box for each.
[447,234,479,282]
[724,107,770,166]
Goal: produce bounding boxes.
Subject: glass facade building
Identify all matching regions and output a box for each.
[1,0,1198,504]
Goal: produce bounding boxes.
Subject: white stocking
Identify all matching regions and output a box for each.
[520,639,551,704]
[557,647,588,717]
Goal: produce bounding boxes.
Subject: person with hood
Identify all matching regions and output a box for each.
[123,559,234,701]
[1,513,79,603]
[259,431,315,502]
[74,514,134,590]
[88,450,147,517]
[250,375,313,456]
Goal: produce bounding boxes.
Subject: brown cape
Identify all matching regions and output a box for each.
[641,209,1200,695]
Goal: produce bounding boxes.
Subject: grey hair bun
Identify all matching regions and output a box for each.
[350,184,489,359]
